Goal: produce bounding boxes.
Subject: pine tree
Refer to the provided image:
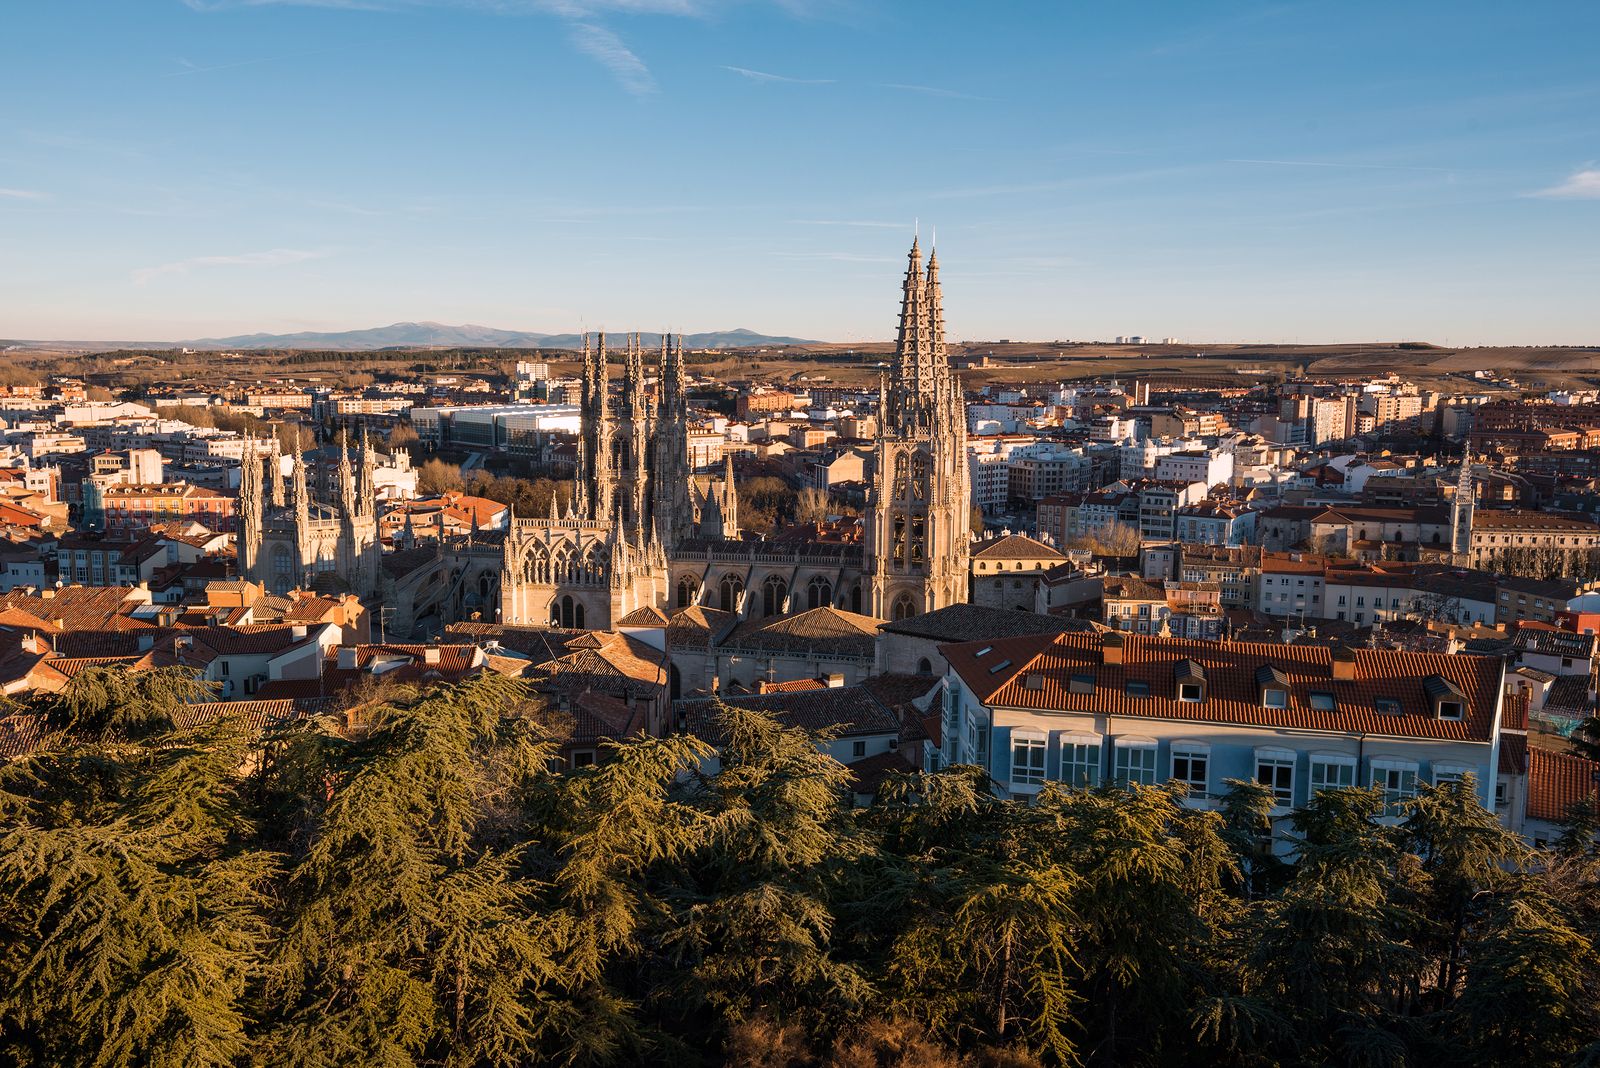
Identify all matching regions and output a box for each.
[1398,776,1526,1015]
[659,704,871,1042]
[259,673,555,1068]
[0,673,275,1068]
[1240,787,1418,1065]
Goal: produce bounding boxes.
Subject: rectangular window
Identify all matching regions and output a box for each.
[1437,700,1463,720]
[1061,741,1100,788]
[1171,746,1209,794]
[851,740,866,758]
[1178,682,1203,702]
[1115,743,1158,786]
[1373,762,1419,814]
[1012,736,1047,787]
[1263,688,1288,709]
[1125,680,1150,697]
[1310,757,1355,794]
[1433,766,1470,788]
[1308,691,1336,711]
[1256,754,1295,806]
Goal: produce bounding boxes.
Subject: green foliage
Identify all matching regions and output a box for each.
[1,674,1598,1066]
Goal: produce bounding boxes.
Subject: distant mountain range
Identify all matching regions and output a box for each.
[172,322,819,351]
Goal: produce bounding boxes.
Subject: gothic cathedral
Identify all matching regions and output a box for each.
[496,237,970,630]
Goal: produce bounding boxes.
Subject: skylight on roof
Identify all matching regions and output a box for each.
[976,645,993,658]
[989,659,1012,674]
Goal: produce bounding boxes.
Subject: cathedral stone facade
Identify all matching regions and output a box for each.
[238,430,383,599]
[497,238,971,631]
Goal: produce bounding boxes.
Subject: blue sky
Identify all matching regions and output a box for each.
[2,0,1597,344]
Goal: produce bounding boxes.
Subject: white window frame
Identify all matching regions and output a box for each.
[1255,747,1296,807]
[1011,731,1048,791]
[1262,687,1288,709]
[1170,741,1210,796]
[1114,738,1159,787]
[1059,733,1101,789]
[1432,763,1473,788]
[1309,753,1357,795]
[1372,758,1420,814]
[1178,681,1203,703]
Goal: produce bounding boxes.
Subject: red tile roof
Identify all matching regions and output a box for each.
[941,632,1503,742]
[1526,746,1600,822]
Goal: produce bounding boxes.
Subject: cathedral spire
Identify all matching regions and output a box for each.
[269,429,287,507]
[892,235,932,425]
[337,432,356,521]
[358,424,376,511]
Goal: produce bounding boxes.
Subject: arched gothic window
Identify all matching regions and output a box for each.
[676,575,696,608]
[806,576,832,611]
[762,575,788,617]
[719,574,744,612]
[271,545,293,594]
[891,593,916,621]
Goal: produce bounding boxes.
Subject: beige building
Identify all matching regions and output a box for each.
[970,534,1066,612]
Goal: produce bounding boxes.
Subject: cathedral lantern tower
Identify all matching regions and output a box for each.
[866,236,971,620]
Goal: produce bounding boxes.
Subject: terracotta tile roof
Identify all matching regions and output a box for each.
[1544,677,1591,714]
[665,605,738,649]
[1514,628,1596,661]
[171,699,304,733]
[1498,732,1527,775]
[1526,747,1600,822]
[1473,510,1600,532]
[1103,576,1165,601]
[528,690,645,746]
[877,603,1099,643]
[972,534,1066,562]
[0,713,64,759]
[758,678,829,693]
[720,607,881,658]
[846,747,918,796]
[615,605,671,626]
[941,632,1503,742]
[679,684,902,746]
[524,631,667,695]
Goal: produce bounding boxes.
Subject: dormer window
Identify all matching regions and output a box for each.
[1175,659,1206,703]
[1069,672,1095,694]
[1423,674,1467,720]
[1255,665,1289,709]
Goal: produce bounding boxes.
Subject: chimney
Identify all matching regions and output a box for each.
[336,646,358,671]
[1102,631,1125,666]
[826,673,845,688]
[291,624,308,641]
[424,646,441,664]
[1332,644,1358,681]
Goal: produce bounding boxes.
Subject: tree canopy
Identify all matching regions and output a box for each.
[0,667,1597,1067]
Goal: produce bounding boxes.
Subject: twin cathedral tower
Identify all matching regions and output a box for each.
[240,238,971,631]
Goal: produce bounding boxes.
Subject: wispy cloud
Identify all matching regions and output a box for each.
[133,248,327,286]
[1530,168,1600,200]
[773,250,897,263]
[0,188,48,201]
[880,82,990,101]
[183,0,667,96]
[791,219,905,229]
[567,23,656,95]
[1224,157,1457,174]
[722,65,832,85]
